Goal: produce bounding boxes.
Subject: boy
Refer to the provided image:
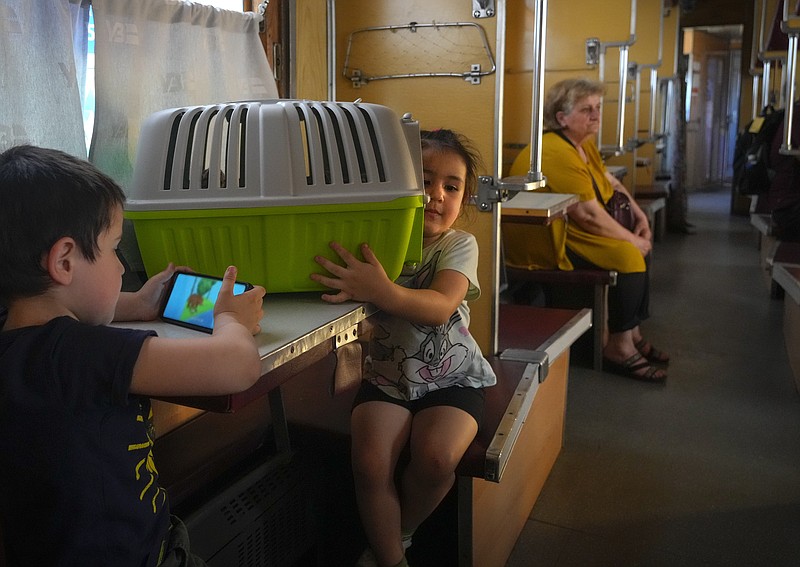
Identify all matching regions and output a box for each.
[0,145,266,566]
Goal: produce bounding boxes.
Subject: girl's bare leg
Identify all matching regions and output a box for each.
[351,401,413,567]
[399,406,478,534]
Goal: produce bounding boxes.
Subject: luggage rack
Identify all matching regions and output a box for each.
[342,21,496,87]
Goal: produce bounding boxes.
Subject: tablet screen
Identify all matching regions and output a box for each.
[161,272,249,332]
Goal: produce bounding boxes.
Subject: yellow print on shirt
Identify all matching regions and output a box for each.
[129,403,167,513]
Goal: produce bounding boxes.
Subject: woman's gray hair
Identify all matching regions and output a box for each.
[543,78,605,131]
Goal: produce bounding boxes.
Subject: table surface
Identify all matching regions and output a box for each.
[119,292,374,375]
[501,191,578,220]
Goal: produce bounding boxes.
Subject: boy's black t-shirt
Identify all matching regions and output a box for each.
[0,315,169,566]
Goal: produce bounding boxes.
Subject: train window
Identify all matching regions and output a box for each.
[200,1,244,10]
[79,1,251,153]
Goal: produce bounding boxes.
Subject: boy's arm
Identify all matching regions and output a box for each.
[311,242,467,326]
[129,266,266,396]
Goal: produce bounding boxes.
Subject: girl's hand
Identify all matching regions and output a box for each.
[310,241,390,304]
[213,266,265,335]
[114,263,191,322]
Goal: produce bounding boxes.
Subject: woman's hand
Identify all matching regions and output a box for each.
[310,241,391,304]
[569,199,651,257]
[630,202,653,241]
[630,233,652,256]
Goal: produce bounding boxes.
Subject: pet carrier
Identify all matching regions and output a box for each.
[126,100,425,292]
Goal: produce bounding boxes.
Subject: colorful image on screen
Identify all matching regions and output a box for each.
[162,273,247,330]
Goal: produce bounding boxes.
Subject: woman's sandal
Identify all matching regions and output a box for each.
[634,339,670,365]
[603,352,667,382]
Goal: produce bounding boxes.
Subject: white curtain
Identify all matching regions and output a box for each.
[89,0,278,284]
[89,0,278,191]
[0,0,88,157]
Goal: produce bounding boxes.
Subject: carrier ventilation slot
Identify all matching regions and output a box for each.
[163,112,185,191]
[310,106,332,184]
[295,102,387,186]
[183,113,202,190]
[296,107,313,184]
[340,106,369,184]
[358,106,386,182]
[324,106,350,184]
[164,106,249,192]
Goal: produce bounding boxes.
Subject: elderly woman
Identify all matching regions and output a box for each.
[510,77,668,382]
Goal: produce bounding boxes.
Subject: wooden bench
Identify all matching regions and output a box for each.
[505,266,617,371]
[635,185,669,242]
[454,305,590,567]
[771,242,800,394]
[276,304,591,567]
[750,212,786,296]
[638,196,667,242]
[751,211,775,241]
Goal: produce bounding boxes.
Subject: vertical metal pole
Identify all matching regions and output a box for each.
[649,68,658,139]
[782,33,797,153]
[598,49,606,146]
[762,60,771,108]
[327,0,336,101]
[617,45,629,150]
[490,0,508,356]
[752,74,760,120]
[527,0,548,183]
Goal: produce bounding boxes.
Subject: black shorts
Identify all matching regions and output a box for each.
[353,380,485,430]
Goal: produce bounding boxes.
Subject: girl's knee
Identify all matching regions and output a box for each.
[409,445,462,480]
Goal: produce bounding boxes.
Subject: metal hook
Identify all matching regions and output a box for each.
[257,0,269,34]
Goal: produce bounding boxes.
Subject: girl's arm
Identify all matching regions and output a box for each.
[129,266,266,396]
[311,241,468,326]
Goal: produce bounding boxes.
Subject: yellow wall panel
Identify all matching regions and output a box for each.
[333,1,499,352]
[295,0,329,101]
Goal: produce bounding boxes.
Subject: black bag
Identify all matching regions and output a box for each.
[589,172,636,231]
[604,190,636,231]
[732,106,785,195]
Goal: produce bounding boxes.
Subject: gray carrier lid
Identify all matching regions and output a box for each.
[127,100,423,211]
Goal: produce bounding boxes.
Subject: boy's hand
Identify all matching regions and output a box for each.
[213,265,265,335]
[310,241,390,304]
[114,263,191,322]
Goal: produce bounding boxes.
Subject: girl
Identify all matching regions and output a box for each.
[311,129,497,567]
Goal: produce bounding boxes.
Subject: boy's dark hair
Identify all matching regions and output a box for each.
[420,129,483,210]
[0,145,126,303]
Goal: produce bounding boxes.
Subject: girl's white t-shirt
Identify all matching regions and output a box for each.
[364,229,497,401]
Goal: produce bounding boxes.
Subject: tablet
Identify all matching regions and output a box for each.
[160,271,252,333]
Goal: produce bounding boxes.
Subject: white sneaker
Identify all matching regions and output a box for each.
[356,547,378,567]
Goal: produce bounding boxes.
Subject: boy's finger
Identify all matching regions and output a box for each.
[219,265,237,294]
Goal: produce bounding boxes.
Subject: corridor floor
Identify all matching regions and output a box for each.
[505,189,800,566]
